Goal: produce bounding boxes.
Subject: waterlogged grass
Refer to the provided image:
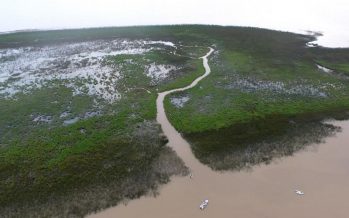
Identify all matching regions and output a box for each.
[165,50,349,133]
[0,84,189,217]
[0,85,95,142]
[310,47,349,75]
[161,26,349,169]
[0,28,212,216]
[0,116,188,217]
[164,27,349,133]
[316,59,349,75]
[0,84,175,213]
[1,25,349,216]
[0,36,203,216]
[185,120,342,170]
[159,58,205,92]
[165,85,349,133]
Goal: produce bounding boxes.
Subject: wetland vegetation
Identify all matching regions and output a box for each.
[0,25,349,217]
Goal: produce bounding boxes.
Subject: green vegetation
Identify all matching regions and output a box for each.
[161,26,349,169]
[0,31,206,216]
[311,47,349,75]
[0,83,190,217]
[316,59,349,75]
[159,58,206,92]
[165,50,349,132]
[1,25,349,216]
[186,120,341,170]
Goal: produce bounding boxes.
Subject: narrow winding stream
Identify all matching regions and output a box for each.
[88,48,349,218]
[156,47,214,171]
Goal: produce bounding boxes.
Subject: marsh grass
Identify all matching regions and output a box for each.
[186,120,342,171]
[1,25,349,217]
[1,145,188,218]
[0,34,202,217]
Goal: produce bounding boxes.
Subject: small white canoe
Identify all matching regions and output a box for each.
[199,200,209,210]
[295,190,305,195]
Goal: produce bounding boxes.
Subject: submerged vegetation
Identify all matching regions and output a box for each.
[0,25,349,217]
[185,119,343,170]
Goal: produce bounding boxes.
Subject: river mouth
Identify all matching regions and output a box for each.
[88,48,349,218]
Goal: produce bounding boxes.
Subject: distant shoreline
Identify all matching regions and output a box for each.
[1,25,346,48]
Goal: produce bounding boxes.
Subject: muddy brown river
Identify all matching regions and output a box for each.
[88,48,349,218]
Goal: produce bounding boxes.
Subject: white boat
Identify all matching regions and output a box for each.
[295,190,304,195]
[199,200,209,210]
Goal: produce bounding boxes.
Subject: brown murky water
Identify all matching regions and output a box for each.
[88,48,349,218]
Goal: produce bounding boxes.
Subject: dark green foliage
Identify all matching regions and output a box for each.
[185,120,342,170]
[162,25,349,133]
[310,47,349,75]
[0,25,349,216]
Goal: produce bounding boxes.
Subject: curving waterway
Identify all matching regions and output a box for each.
[88,48,349,218]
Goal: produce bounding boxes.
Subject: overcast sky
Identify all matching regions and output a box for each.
[1,0,348,47]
